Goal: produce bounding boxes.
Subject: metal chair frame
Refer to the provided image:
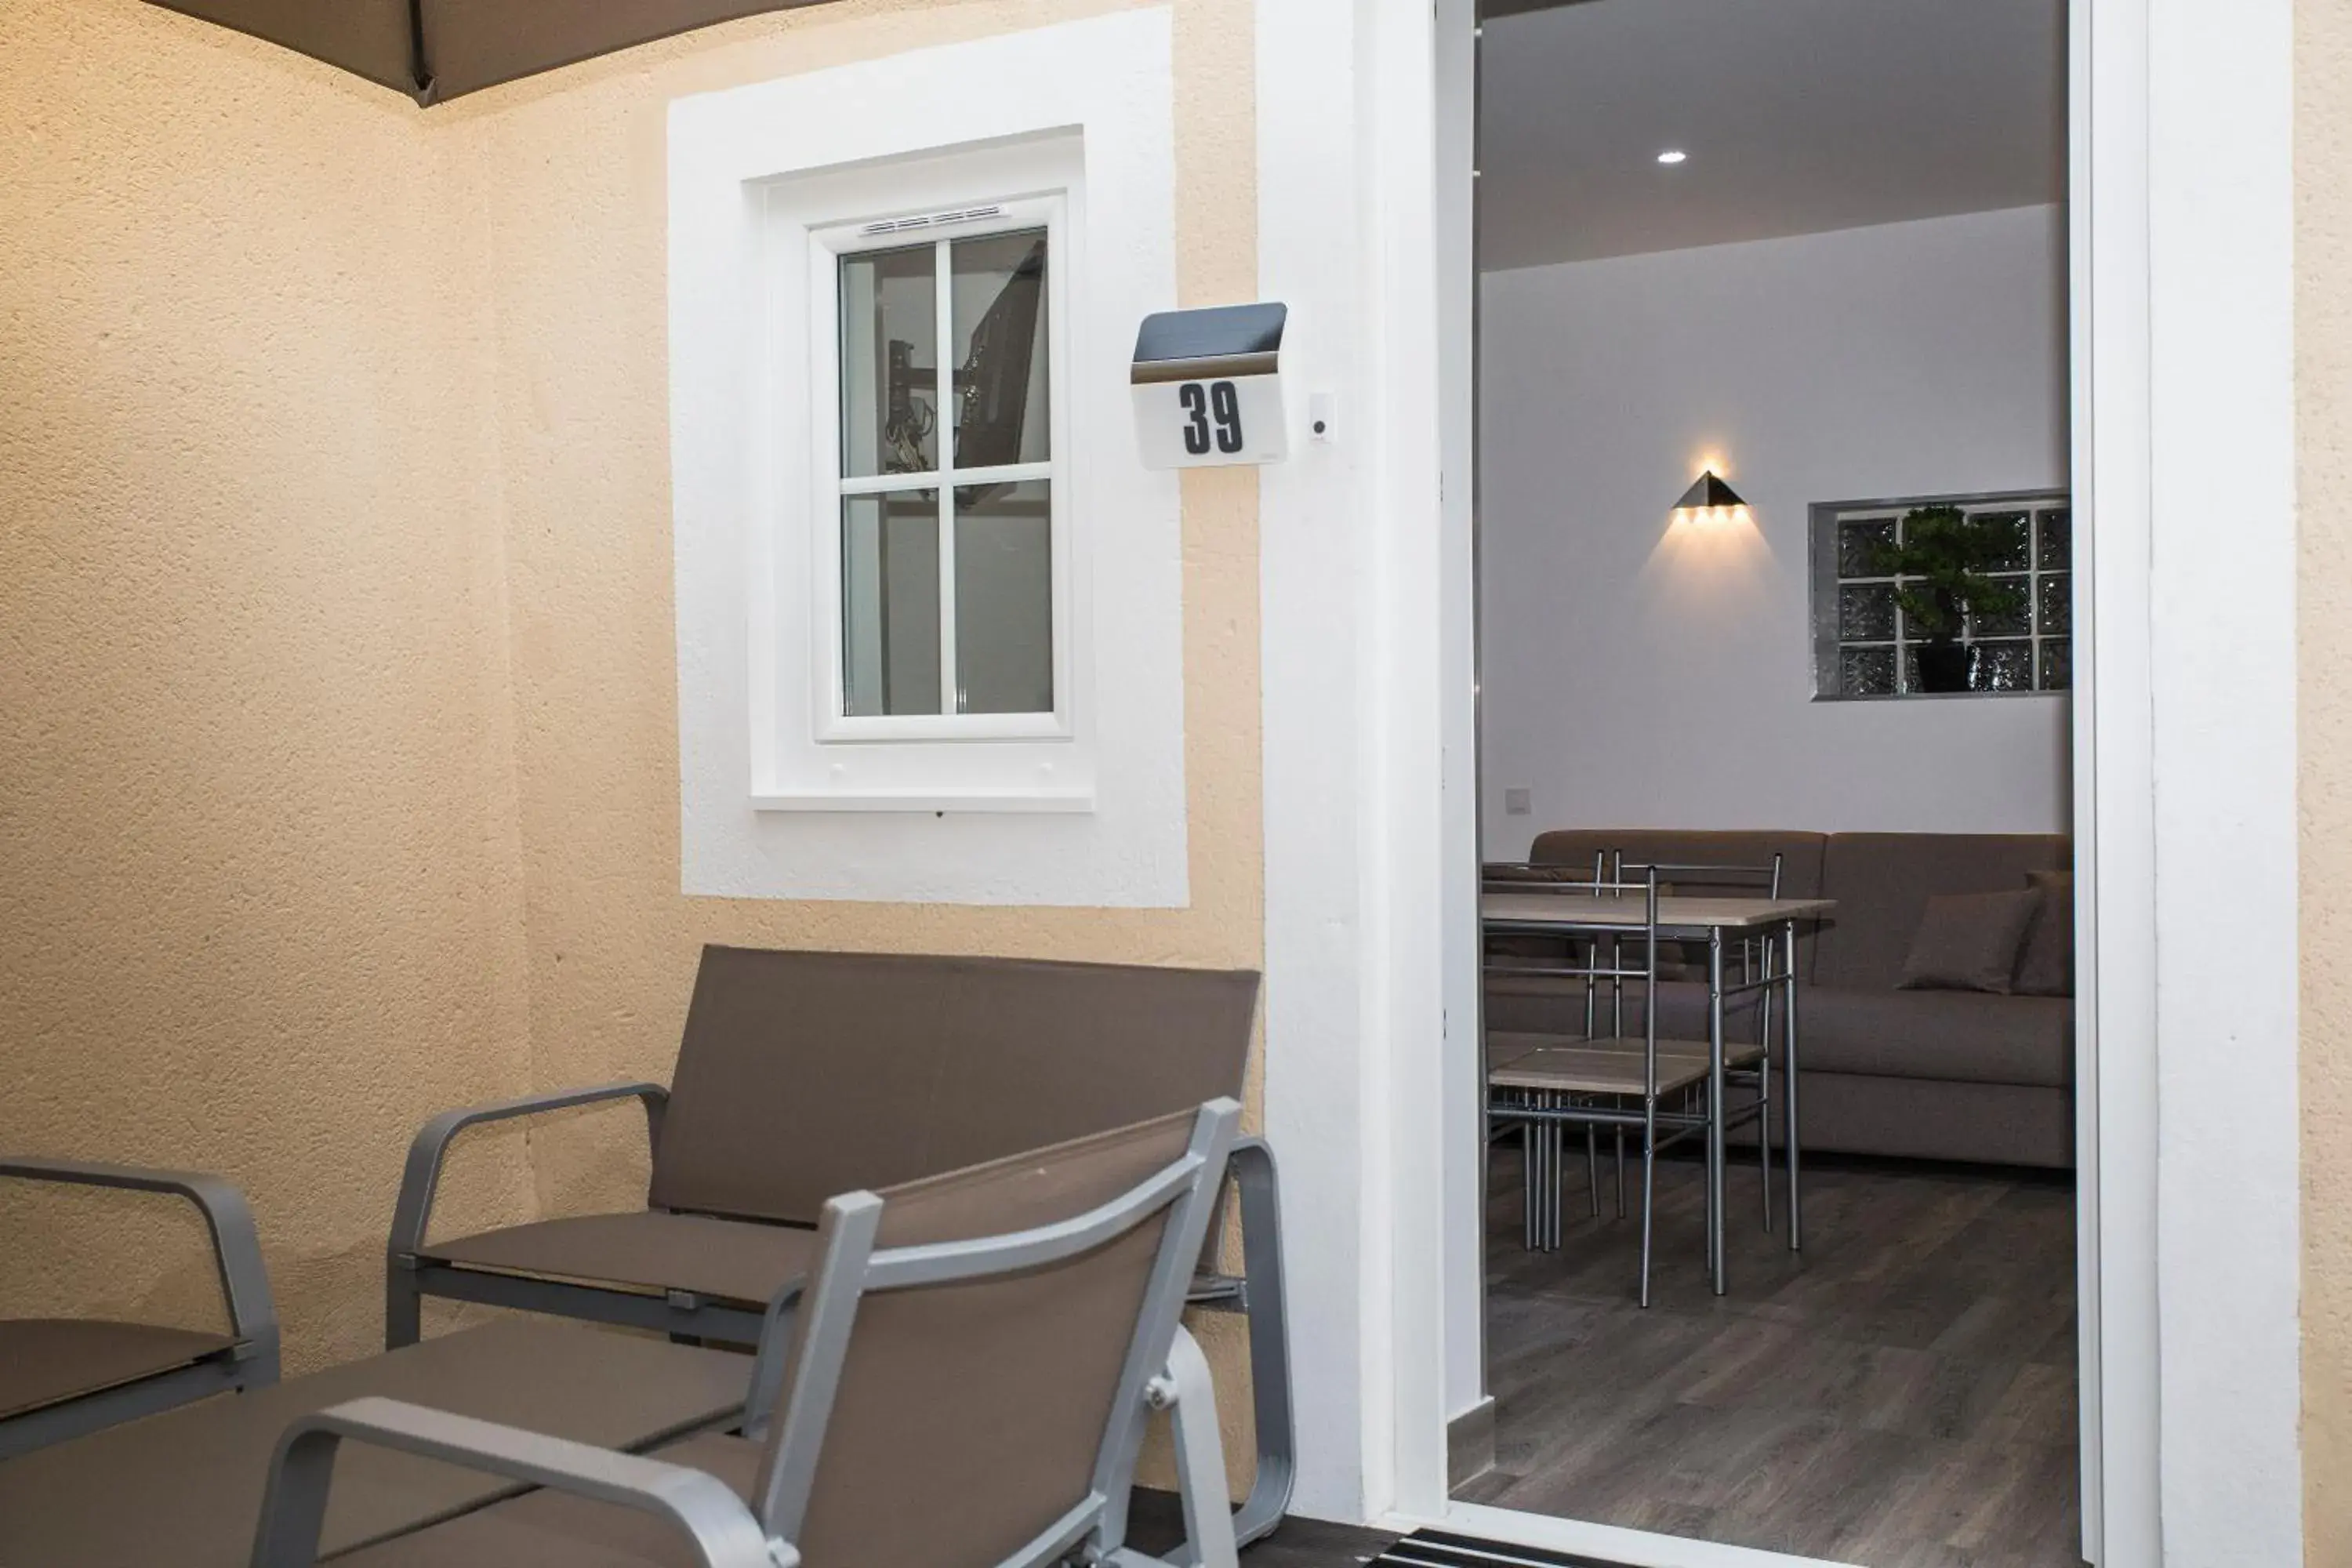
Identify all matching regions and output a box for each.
[1484,863,1788,1305]
[383,1089,1291,1549]
[1485,850,1788,1229]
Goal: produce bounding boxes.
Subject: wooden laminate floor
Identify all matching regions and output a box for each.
[1457,1145,2082,1567]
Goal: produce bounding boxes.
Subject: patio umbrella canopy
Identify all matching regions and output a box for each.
[149,0,839,103]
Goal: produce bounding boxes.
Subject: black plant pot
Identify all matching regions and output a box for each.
[1915,642,1974,693]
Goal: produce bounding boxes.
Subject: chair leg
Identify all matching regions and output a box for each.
[1759,959,1777,1236]
[1585,1123,1600,1218]
[1224,1140,1294,1548]
[384,1266,422,1351]
[1638,1102,1657,1308]
[1541,1114,1565,1251]
[1520,1122,1540,1253]
[1156,1325,1240,1568]
[1614,1127,1627,1219]
[1700,1097,1715,1273]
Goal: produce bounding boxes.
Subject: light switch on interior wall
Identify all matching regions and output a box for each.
[1504,787,1532,816]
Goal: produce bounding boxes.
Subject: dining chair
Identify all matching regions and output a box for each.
[1484,866,1693,1305]
[1483,850,1782,1229]
[1484,864,1779,1305]
[1615,852,1786,1232]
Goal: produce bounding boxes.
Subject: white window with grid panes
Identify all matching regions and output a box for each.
[728,129,1156,825]
[816,199,1069,739]
[1809,492,2072,699]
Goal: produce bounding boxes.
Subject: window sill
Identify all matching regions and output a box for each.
[750,788,1096,815]
[1811,689,2069,703]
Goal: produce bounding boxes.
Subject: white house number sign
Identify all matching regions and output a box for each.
[1130,303,1290,470]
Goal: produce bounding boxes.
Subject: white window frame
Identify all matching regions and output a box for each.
[810,196,1074,744]
[749,136,1104,816]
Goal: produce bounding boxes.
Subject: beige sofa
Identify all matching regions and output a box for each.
[1485,830,2075,1169]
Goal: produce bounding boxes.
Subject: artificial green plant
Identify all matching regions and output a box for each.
[1875,505,2027,646]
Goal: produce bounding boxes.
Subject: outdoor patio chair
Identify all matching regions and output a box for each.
[1486,866,1777,1305]
[0,1155,280,1459]
[260,1101,1244,1568]
[384,946,1293,1544]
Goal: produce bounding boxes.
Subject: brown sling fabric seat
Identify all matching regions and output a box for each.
[0,1319,237,1420]
[423,1212,820,1308]
[325,1430,769,1566]
[263,1105,1247,1568]
[0,1321,749,1567]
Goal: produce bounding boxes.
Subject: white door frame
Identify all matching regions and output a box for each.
[1258,0,2299,1563]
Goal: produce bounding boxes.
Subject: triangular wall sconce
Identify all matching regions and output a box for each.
[1673,470,1747,513]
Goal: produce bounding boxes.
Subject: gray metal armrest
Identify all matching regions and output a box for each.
[0,1156,280,1382]
[387,1082,670,1262]
[248,1397,788,1568]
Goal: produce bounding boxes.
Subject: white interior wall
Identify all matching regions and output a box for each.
[1479,204,2071,855]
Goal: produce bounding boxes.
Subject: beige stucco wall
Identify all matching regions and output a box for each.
[2301,0,2352,1555]
[0,0,537,1374]
[3,0,1260,1472]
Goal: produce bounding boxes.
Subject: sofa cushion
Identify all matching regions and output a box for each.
[1815,833,2071,992]
[1800,986,2073,1087]
[1755,1073,2074,1168]
[1897,889,2042,994]
[2016,869,2075,996]
[1488,974,2073,1087]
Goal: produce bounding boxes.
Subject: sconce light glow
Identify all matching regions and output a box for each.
[1657,149,1689,165]
[1669,470,1748,530]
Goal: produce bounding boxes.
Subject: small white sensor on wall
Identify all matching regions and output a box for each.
[1504,788,1533,816]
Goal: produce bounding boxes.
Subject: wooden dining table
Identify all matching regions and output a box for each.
[1482,888,1835,1290]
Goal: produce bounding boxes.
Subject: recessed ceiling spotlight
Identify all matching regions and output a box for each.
[1657,149,1688,165]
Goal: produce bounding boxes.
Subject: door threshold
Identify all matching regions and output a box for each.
[1377,1504,1860,1568]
